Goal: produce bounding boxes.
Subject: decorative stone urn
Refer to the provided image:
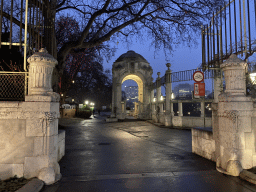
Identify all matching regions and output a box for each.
[27,48,59,102]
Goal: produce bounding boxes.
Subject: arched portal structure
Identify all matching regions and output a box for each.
[111,50,153,119]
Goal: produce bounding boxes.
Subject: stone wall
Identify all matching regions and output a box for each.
[0,101,64,181]
[60,109,76,118]
[192,128,215,161]
[158,115,212,128]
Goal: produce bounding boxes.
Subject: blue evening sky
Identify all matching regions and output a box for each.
[103,38,203,90]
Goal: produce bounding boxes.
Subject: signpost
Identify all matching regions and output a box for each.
[194,83,205,97]
[193,71,205,97]
[193,70,206,127]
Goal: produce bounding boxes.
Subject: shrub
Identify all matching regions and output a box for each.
[76,105,92,119]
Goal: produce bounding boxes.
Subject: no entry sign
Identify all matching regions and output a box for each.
[194,83,205,97]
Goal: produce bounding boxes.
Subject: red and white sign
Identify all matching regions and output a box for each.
[194,83,205,97]
[193,71,204,83]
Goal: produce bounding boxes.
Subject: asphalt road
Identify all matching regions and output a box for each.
[40,116,256,192]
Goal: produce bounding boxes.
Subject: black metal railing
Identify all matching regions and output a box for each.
[0,72,28,101]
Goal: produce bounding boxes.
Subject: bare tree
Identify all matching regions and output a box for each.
[1,0,225,91]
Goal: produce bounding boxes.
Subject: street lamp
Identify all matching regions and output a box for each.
[171,93,175,99]
[85,100,89,105]
[250,73,256,84]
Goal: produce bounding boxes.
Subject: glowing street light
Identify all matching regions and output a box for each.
[250,73,256,84]
[85,100,89,105]
[171,93,175,99]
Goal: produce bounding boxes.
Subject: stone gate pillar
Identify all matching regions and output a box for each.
[178,102,183,116]
[216,54,256,176]
[25,48,61,184]
[116,83,122,119]
[165,63,172,126]
[156,72,161,122]
[150,88,155,119]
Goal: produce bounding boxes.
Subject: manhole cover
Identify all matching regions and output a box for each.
[98,143,111,145]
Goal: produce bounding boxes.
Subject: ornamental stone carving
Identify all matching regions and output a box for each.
[217,110,238,123]
[27,48,58,95]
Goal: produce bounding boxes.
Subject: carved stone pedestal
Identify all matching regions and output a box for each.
[216,54,256,176]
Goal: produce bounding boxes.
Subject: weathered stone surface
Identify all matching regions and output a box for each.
[24,156,49,178]
[253,155,256,167]
[0,164,24,180]
[226,160,243,176]
[244,132,254,150]
[191,128,215,162]
[0,120,33,164]
[33,137,44,156]
[38,167,55,185]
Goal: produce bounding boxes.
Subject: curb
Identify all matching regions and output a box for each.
[146,120,191,130]
[240,170,256,185]
[16,178,44,192]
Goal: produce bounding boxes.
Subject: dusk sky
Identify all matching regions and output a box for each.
[103,37,205,92]
[104,38,202,81]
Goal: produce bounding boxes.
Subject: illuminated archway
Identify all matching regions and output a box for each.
[122,74,143,103]
[111,50,153,119]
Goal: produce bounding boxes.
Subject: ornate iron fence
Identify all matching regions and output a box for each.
[201,0,256,69]
[0,0,48,101]
[0,72,28,101]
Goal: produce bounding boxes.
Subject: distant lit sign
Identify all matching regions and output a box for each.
[79,104,83,108]
[194,83,205,97]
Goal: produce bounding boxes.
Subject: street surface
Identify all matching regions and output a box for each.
[41,116,256,192]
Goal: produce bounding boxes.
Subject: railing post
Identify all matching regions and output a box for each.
[178,102,183,116]
[165,63,172,126]
[156,72,161,122]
